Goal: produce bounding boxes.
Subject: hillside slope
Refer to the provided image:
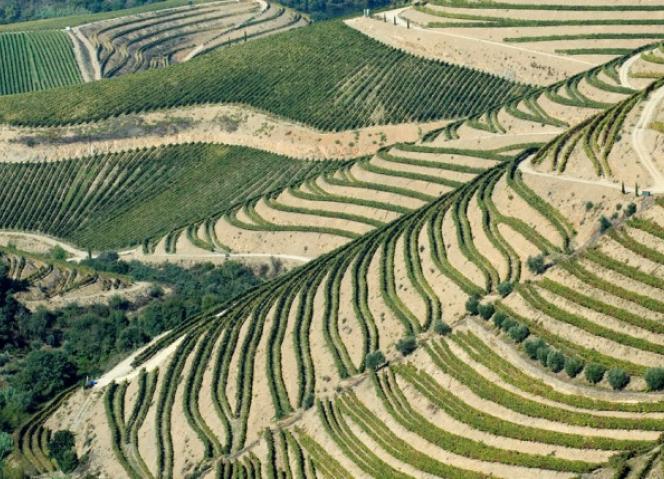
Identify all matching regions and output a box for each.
[80,0,306,78]
[15,42,664,479]
[0,21,530,130]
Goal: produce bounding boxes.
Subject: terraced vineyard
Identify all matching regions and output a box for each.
[0,21,530,129]
[4,0,664,475]
[0,31,82,95]
[0,245,132,303]
[344,1,664,87]
[80,0,306,78]
[404,0,664,61]
[9,39,664,479]
[0,143,346,251]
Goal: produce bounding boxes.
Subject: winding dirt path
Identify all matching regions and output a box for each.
[519,159,648,192]
[0,230,90,258]
[94,333,184,388]
[0,104,447,163]
[632,84,664,190]
[619,54,638,90]
[125,251,312,263]
[68,27,102,81]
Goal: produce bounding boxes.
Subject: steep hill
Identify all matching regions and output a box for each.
[3,2,664,478]
[13,42,664,479]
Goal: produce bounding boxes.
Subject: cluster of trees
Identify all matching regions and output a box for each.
[280,0,396,20]
[0,255,261,440]
[0,0,164,24]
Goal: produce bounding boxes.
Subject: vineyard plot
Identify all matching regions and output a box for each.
[0,31,82,95]
[0,21,531,129]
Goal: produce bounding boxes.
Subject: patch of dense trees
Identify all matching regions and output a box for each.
[0,0,164,24]
[277,0,396,20]
[0,255,261,437]
[0,0,401,24]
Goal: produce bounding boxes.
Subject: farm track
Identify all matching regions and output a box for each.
[69,26,102,81]
[0,103,449,163]
[632,83,664,190]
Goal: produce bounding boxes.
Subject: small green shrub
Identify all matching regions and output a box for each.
[50,245,68,260]
[57,451,79,473]
[365,351,386,370]
[465,295,480,315]
[524,337,546,360]
[497,281,513,297]
[625,202,637,217]
[148,286,164,298]
[609,450,634,479]
[585,363,606,384]
[492,311,507,329]
[536,345,551,367]
[508,324,529,343]
[645,368,664,391]
[564,357,584,378]
[527,255,547,274]
[396,336,417,356]
[607,368,630,391]
[546,350,565,373]
[478,303,495,321]
[599,215,613,233]
[500,316,517,332]
[109,295,130,311]
[302,393,315,410]
[585,201,594,211]
[433,320,452,336]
